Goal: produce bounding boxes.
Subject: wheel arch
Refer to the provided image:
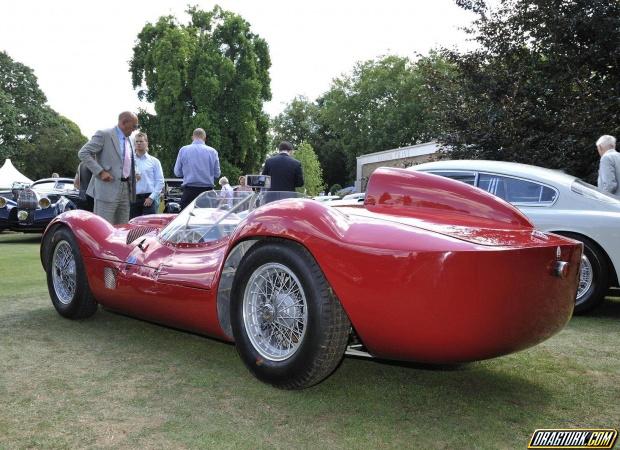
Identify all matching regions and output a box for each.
[40,211,117,267]
[551,230,617,286]
[40,222,69,271]
[216,235,353,342]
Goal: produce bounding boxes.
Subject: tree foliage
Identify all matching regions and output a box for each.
[430,0,620,181]
[130,6,272,177]
[272,55,443,187]
[0,51,86,178]
[270,96,319,149]
[0,51,51,162]
[293,142,324,196]
[20,114,86,180]
[320,55,439,180]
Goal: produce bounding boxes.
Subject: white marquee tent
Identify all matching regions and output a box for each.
[0,159,33,190]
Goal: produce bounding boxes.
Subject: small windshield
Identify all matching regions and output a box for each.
[159,190,305,244]
[31,181,75,193]
[571,179,620,204]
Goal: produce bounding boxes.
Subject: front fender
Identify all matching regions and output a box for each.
[41,210,122,270]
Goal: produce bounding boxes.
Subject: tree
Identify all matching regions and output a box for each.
[0,51,53,163]
[319,55,442,181]
[431,0,620,181]
[0,51,87,177]
[130,6,272,177]
[293,142,324,196]
[20,114,87,179]
[270,96,319,149]
[272,56,444,188]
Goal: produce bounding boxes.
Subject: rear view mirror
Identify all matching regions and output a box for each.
[245,175,271,189]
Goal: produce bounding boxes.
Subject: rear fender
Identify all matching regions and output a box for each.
[365,167,533,229]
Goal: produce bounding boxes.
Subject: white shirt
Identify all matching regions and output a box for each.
[135,151,165,200]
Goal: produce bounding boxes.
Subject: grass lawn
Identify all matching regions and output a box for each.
[1,232,619,449]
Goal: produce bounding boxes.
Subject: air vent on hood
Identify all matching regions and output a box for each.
[126,226,157,245]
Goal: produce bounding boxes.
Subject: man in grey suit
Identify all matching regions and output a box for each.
[78,111,139,224]
[596,135,620,196]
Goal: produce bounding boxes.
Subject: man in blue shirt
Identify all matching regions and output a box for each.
[130,132,165,218]
[174,128,221,209]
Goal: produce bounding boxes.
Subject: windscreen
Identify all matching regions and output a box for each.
[159,190,305,244]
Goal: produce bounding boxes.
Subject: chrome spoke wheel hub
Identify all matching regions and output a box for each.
[576,253,593,305]
[243,263,308,361]
[52,240,77,305]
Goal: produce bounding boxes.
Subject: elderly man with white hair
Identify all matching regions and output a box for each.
[596,134,620,196]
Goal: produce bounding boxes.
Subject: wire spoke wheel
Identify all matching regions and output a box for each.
[243,263,308,361]
[575,253,593,306]
[52,240,77,305]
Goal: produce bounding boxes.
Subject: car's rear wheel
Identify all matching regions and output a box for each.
[45,226,98,319]
[230,241,350,389]
[557,233,608,314]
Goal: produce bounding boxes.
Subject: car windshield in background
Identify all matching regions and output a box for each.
[159,190,306,244]
[30,180,75,193]
[571,179,620,204]
[31,182,59,194]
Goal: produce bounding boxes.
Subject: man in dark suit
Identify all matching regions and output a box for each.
[262,141,304,192]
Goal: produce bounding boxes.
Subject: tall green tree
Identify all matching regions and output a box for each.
[272,56,444,188]
[130,6,272,177]
[293,142,324,196]
[431,0,619,181]
[0,51,86,178]
[319,55,442,181]
[0,51,52,163]
[270,96,319,149]
[20,114,87,179]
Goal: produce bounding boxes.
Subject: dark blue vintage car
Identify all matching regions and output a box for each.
[0,178,81,232]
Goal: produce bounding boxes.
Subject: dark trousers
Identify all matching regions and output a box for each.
[180,186,213,209]
[78,194,94,212]
[130,193,158,219]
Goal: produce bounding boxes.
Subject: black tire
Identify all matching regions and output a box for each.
[230,241,351,389]
[557,232,609,314]
[45,226,98,319]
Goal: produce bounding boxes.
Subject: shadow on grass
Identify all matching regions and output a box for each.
[5,303,552,422]
[0,232,42,244]
[587,296,620,319]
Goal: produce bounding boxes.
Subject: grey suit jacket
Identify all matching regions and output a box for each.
[78,128,136,203]
[597,149,620,196]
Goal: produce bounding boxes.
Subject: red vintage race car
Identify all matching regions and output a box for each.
[40,168,581,389]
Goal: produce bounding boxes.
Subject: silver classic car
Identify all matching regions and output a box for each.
[411,160,620,313]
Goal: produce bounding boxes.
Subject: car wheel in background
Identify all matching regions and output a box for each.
[556,232,609,314]
[45,226,98,319]
[230,241,350,389]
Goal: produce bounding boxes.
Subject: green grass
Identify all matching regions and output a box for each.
[1,232,619,449]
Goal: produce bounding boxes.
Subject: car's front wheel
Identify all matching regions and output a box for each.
[230,241,350,389]
[556,233,609,314]
[45,226,98,319]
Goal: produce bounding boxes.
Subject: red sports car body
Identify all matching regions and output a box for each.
[40,168,581,388]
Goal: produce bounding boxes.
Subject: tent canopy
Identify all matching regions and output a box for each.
[0,159,33,190]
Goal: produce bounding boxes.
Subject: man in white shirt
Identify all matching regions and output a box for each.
[596,135,620,196]
[130,132,165,218]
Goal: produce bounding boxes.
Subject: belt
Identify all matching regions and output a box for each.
[136,193,151,198]
[120,177,130,182]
